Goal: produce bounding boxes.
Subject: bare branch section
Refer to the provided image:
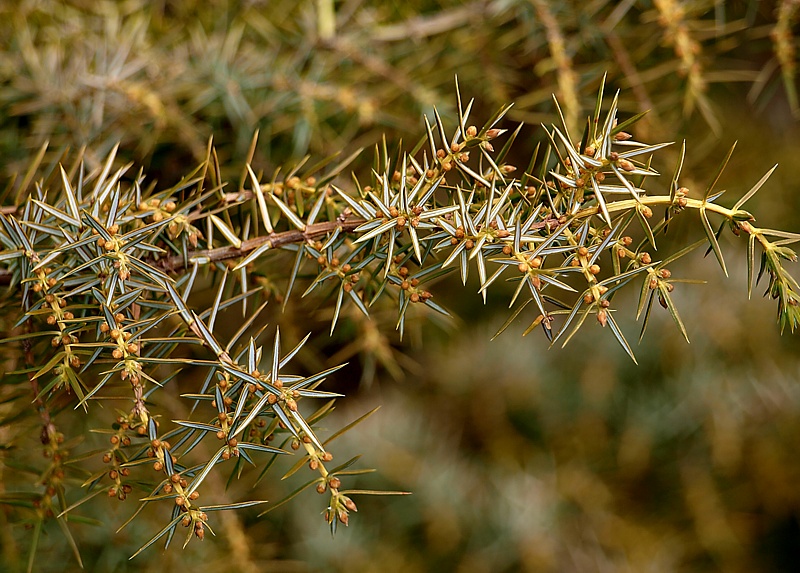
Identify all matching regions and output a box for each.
[156,217,366,272]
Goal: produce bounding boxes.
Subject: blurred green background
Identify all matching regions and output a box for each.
[1,1,800,571]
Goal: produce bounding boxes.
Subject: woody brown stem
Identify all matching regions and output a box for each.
[154,215,367,272]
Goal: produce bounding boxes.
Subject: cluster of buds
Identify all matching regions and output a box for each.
[648,268,676,308]
[324,493,358,528]
[162,469,208,540]
[102,416,138,500]
[139,196,203,247]
[395,264,432,303]
[390,166,421,188]
[312,252,362,293]
[166,212,202,247]
[99,319,142,383]
[138,197,176,224]
[92,225,137,281]
[271,175,317,196]
[35,270,82,374]
[147,437,177,473]
[673,187,690,210]
[181,509,210,540]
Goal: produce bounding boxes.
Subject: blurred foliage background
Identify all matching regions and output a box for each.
[1,0,800,571]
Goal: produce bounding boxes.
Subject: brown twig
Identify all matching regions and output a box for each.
[155,215,367,272]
